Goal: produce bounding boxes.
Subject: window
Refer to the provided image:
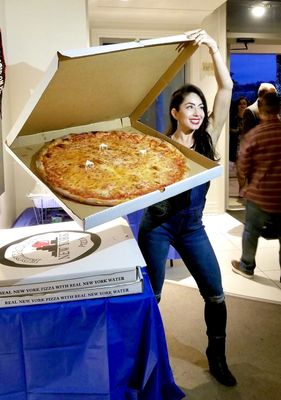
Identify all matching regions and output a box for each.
[230,54,279,102]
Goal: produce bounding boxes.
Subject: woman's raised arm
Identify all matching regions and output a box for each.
[183,29,233,144]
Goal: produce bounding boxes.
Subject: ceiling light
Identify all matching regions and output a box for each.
[250,1,272,18]
[251,5,266,17]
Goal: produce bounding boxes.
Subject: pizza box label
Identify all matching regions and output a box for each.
[0,267,144,308]
[5,34,222,230]
[0,218,145,288]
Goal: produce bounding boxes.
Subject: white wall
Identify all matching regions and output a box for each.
[201,4,228,214]
[231,43,281,54]
[0,0,89,228]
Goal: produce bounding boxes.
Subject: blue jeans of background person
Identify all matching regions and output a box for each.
[138,184,224,304]
[241,200,281,273]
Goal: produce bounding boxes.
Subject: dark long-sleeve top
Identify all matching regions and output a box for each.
[237,119,281,213]
[242,101,259,135]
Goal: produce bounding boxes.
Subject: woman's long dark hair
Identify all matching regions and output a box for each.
[230,96,249,119]
[166,84,218,160]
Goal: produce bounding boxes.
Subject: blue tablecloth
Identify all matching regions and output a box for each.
[0,269,185,400]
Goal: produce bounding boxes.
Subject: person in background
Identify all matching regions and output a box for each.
[242,82,277,136]
[236,83,277,195]
[229,96,249,184]
[138,29,237,387]
[229,96,249,161]
[232,92,281,281]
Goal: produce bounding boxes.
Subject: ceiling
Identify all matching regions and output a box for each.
[87,0,226,32]
[227,0,281,49]
[227,0,281,35]
[87,1,281,45]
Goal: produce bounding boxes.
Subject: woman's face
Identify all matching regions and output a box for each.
[172,92,205,133]
[238,98,248,111]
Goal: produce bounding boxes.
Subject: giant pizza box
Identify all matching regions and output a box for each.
[5,33,222,229]
[0,218,145,297]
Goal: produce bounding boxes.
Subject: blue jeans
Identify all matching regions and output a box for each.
[240,200,281,272]
[138,184,224,304]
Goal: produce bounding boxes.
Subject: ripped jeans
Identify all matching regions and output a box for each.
[138,186,224,305]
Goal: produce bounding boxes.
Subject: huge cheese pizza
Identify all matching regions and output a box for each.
[35,130,190,206]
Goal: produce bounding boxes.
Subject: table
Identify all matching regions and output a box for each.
[0,269,185,400]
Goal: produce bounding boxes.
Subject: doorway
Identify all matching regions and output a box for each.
[227,53,279,210]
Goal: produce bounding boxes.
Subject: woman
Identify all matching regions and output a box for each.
[138,29,236,387]
[229,96,249,163]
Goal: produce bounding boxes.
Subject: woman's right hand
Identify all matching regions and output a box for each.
[185,29,218,54]
[177,29,218,54]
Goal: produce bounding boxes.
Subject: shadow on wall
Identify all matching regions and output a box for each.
[5,62,44,130]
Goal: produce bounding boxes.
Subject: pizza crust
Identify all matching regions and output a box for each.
[35,130,190,206]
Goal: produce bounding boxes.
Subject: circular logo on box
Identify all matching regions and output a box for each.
[0,230,101,268]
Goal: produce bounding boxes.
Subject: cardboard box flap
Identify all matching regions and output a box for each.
[13,35,195,138]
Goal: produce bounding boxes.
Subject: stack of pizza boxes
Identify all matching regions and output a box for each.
[0,218,145,308]
[3,34,223,307]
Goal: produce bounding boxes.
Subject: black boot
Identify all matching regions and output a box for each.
[204,301,237,387]
[206,338,237,386]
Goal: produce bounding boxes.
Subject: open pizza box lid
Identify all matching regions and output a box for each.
[6,33,222,230]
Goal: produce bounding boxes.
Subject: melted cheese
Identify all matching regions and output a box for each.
[36,131,190,205]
